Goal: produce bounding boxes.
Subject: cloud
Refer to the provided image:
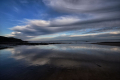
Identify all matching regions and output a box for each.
[50,16,81,26]
[8,16,81,39]
[8,15,120,40]
[5,0,120,41]
[36,31,120,41]
[43,0,120,13]
[68,32,120,40]
[43,0,120,20]
[26,19,50,26]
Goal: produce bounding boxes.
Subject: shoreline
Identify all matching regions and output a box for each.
[92,42,120,46]
[0,42,120,50]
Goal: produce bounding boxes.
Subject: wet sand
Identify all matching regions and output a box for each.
[0,44,120,80]
[44,68,120,80]
[1,63,119,80]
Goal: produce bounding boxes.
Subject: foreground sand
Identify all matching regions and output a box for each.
[43,68,120,80]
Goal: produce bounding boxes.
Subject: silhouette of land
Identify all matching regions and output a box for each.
[0,36,120,50]
[92,42,120,46]
[0,36,27,43]
[0,36,63,45]
[0,36,63,49]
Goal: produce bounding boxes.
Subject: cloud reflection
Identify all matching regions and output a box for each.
[8,44,120,69]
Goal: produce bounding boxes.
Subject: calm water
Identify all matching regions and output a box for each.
[0,44,120,80]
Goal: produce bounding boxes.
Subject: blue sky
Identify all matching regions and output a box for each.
[0,0,120,41]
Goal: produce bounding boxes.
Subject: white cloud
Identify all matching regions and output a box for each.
[50,16,81,25]
[109,31,120,34]
[26,19,50,27]
[26,36,34,38]
[11,32,21,34]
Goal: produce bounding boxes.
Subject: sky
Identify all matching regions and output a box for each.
[0,0,120,41]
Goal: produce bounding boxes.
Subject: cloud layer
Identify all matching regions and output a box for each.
[7,0,120,41]
[43,0,120,21]
[43,0,120,13]
[8,15,120,40]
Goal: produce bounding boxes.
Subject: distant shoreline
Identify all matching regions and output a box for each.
[0,42,120,50]
[92,42,120,46]
[0,42,66,49]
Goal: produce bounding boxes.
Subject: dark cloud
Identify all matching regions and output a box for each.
[43,0,120,13]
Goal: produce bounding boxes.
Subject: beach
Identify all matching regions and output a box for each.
[0,43,120,80]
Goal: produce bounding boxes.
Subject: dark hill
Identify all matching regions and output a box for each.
[0,36,27,44]
[0,36,63,46]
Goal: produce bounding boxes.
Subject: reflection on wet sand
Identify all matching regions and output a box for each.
[0,44,120,80]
